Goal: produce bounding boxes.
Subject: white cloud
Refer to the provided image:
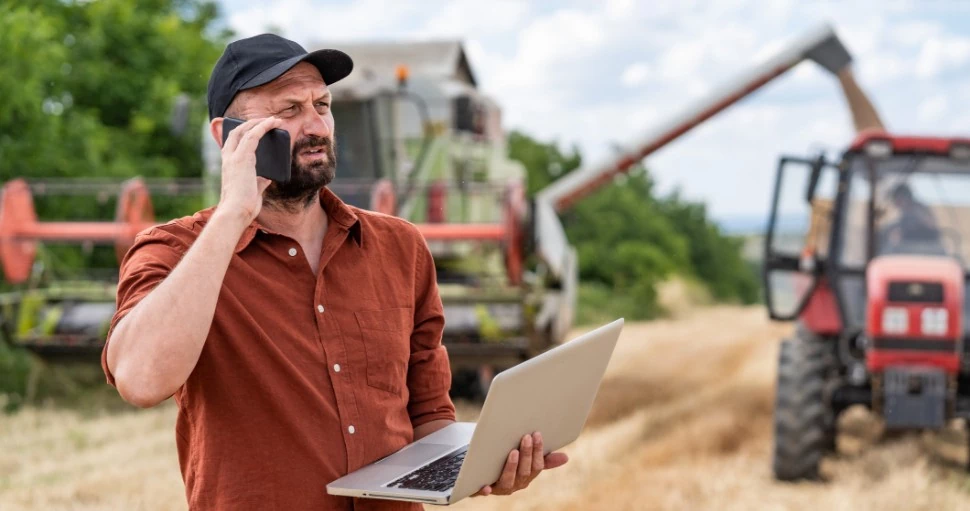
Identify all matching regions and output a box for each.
[620,62,651,87]
[604,0,636,20]
[857,53,910,85]
[918,94,948,122]
[659,41,706,80]
[414,0,531,39]
[227,0,421,42]
[891,20,941,47]
[916,36,970,78]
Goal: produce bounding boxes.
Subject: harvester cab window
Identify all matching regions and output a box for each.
[329,100,383,208]
[332,101,381,181]
[453,95,485,136]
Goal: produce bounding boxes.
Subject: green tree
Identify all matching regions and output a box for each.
[508,130,759,319]
[506,131,583,196]
[1,0,224,181]
[658,193,760,303]
[0,0,227,276]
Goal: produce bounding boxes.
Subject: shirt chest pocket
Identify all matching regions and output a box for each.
[354,308,413,395]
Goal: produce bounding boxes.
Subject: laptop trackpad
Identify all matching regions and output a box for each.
[379,443,456,467]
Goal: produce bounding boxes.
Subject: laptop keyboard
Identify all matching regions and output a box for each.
[386,447,468,492]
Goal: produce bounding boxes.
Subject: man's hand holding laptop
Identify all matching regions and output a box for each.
[473,431,569,496]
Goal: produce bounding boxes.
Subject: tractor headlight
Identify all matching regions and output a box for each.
[865,139,893,159]
[882,307,908,334]
[950,143,970,161]
[920,308,948,336]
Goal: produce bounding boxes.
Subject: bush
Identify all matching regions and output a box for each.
[0,343,34,412]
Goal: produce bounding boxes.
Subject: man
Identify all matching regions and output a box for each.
[882,182,940,252]
[102,34,566,510]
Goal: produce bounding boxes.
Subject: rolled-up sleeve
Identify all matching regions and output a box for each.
[406,230,456,427]
[101,228,185,386]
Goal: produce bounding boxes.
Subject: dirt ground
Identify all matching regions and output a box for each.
[3,306,970,510]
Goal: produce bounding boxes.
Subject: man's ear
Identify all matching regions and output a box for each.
[210,117,225,148]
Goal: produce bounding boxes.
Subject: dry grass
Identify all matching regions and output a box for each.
[3,306,970,510]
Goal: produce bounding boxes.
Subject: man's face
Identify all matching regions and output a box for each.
[225,62,337,206]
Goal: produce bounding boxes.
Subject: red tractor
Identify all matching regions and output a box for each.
[766,133,970,479]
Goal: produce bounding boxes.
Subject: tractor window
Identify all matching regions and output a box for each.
[763,158,837,320]
[876,169,970,264]
[767,159,837,258]
[840,156,970,269]
[839,171,872,268]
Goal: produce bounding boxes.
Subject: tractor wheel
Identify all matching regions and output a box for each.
[772,333,833,481]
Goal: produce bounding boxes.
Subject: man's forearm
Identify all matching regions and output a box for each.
[107,209,250,407]
[414,419,455,440]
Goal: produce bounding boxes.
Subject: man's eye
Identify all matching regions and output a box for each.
[316,102,330,109]
[282,105,297,114]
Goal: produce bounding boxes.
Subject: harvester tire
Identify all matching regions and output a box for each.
[772,334,831,481]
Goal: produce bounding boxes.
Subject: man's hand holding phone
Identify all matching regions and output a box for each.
[218,117,285,224]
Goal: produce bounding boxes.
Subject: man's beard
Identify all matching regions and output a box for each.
[263,135,336,211]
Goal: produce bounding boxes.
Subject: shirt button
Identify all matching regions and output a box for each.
[288,247,297,257]
[348,425,356,435]
[333,364,341,373]
[317,304,325,313]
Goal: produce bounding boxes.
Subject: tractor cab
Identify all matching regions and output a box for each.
[765,132,970,480]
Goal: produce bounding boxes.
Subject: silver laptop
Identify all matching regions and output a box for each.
[326,318,624,505]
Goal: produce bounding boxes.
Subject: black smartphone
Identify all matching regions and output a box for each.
[221,117,291,182]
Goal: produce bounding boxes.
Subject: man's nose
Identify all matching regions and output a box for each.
[300,109,331,140]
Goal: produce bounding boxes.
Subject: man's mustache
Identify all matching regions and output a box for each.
[293,135,332,155]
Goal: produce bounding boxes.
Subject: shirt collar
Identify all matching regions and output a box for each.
[227,187,362,254]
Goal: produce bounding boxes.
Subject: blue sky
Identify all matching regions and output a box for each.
[219,0,970,220]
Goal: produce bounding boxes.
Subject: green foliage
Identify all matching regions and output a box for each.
[0,0,227,401]
[0,0,224,182]
[0,342,33,413]
[575,282,649,326]
[658,193,761,303]
[0,0,225,274]
[507,131,583,196]
[508,130,760,320]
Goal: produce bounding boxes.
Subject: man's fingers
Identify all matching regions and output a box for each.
[516,435,533,481]
[256,177,272,194]
[236,116,283,155]
[496,450,518,491]
[531,432,544,474]
[543,452,569,470]
[472,486,492,497]
[222,117,263,153]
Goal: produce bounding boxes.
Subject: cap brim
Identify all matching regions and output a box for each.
[240,48,353,92]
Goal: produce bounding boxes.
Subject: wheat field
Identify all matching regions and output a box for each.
[3,306,970,510]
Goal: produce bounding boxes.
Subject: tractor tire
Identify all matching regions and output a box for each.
[772,334,832,481]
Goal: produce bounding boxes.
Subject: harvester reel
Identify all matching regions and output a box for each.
[0,180,39,283]
[115,178,155,260]
[0,178,155,283]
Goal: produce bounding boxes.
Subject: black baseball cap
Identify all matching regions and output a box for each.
[207,33,353,120]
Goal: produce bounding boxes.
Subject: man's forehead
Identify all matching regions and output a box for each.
[259,63,329,96]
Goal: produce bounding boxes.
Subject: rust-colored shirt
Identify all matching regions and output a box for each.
[102,188,456,510]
